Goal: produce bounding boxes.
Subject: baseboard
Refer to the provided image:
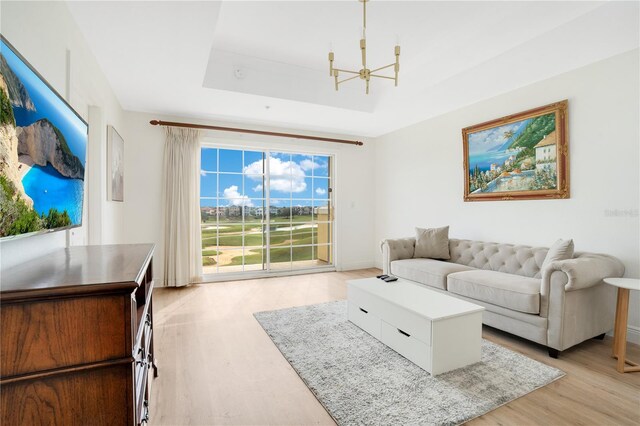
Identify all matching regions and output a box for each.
[606,325,640,345]
[626,325,640,345]
[338,260,377,271]
[153,274,164,287]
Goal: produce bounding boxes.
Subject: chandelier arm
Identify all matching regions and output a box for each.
[338,74,361,85]
[370,74,395,80]
[333,68,360,75]
[369,63,395,74]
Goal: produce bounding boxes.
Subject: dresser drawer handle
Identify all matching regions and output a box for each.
[359,307,368,314]
[397,328,411,337]
[141,400,150,424]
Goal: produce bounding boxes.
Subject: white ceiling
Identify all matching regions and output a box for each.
[67,1,639,137]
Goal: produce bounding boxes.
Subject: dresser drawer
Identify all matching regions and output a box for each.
[1,296,128,377]
[1,363,132,426]
[348,301,381,339]
[380,320,431,372]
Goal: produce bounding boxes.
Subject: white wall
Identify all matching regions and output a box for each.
[3,1,636,344]
[374,49,640,341]
[0,1,126,270]
[122,111,376,284]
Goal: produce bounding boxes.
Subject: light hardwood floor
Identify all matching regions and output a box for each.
[150,269,640,426]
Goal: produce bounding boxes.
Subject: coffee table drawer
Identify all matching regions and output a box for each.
[380,320,431,371]
[380,303,432,345]
[349,286,432,344]
[348,301,381,339]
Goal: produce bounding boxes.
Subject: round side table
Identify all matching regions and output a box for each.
[604,277,640,373]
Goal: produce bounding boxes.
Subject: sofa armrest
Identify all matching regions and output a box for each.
[542,254,625,292]
[380,238,415,275]
[542,254,622,351]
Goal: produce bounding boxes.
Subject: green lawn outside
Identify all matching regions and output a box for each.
[227,246,315,266]
[204,229,315,247]
[201,216,331,269]
[202,222,320,248]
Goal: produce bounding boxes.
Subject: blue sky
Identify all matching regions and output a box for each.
[468,119,530,155]
[201,149,330,206]
[1,40,87,164]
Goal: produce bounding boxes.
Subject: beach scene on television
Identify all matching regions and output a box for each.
[0,38,87,238]
[467,112,557,195]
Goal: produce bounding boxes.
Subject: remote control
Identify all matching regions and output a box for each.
[377,274,389,279]
[383,276,398,282]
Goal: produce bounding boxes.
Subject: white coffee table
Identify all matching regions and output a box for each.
[347,277,484,376]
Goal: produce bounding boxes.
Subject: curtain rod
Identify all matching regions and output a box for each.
[149,120,364,146]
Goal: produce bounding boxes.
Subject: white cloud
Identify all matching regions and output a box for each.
[315,188,326,195]
[253,184,263,192]
[244,157,307,193]
[300,159,319,171]
[243,162,263,175]
[200,170,207,176]
[223,185,253,207]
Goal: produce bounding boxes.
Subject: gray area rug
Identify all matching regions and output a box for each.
[254,300,564,426]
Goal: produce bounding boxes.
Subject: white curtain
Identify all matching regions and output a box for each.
[162,127,202,287]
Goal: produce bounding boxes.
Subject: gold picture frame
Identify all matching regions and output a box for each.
[462,100,569,202]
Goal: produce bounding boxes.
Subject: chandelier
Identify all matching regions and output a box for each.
[328,0,400,94]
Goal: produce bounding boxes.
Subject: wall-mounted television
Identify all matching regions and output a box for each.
[0,35,88,240]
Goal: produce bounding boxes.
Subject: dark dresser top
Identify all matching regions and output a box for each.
[1,244,154,300]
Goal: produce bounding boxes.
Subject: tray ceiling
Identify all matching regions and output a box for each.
[68,1,639,137]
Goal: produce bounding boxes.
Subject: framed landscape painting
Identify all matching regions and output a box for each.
[462,100,569,202]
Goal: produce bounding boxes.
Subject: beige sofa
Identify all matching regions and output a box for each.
[381,237,625,357]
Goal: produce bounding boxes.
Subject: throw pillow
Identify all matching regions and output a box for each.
[414,226,450,260]
[542,238,575,269]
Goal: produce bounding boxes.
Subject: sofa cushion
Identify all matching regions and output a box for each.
[414,226,450,260]
[447,270,541,314]
[542,238,574,270]
[391,259,475,290]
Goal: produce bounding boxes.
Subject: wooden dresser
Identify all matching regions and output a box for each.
[0,244,157,425]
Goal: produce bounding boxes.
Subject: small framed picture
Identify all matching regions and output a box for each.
[107,125,124,202]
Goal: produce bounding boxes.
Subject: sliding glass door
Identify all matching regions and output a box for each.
[200,147,334,277]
